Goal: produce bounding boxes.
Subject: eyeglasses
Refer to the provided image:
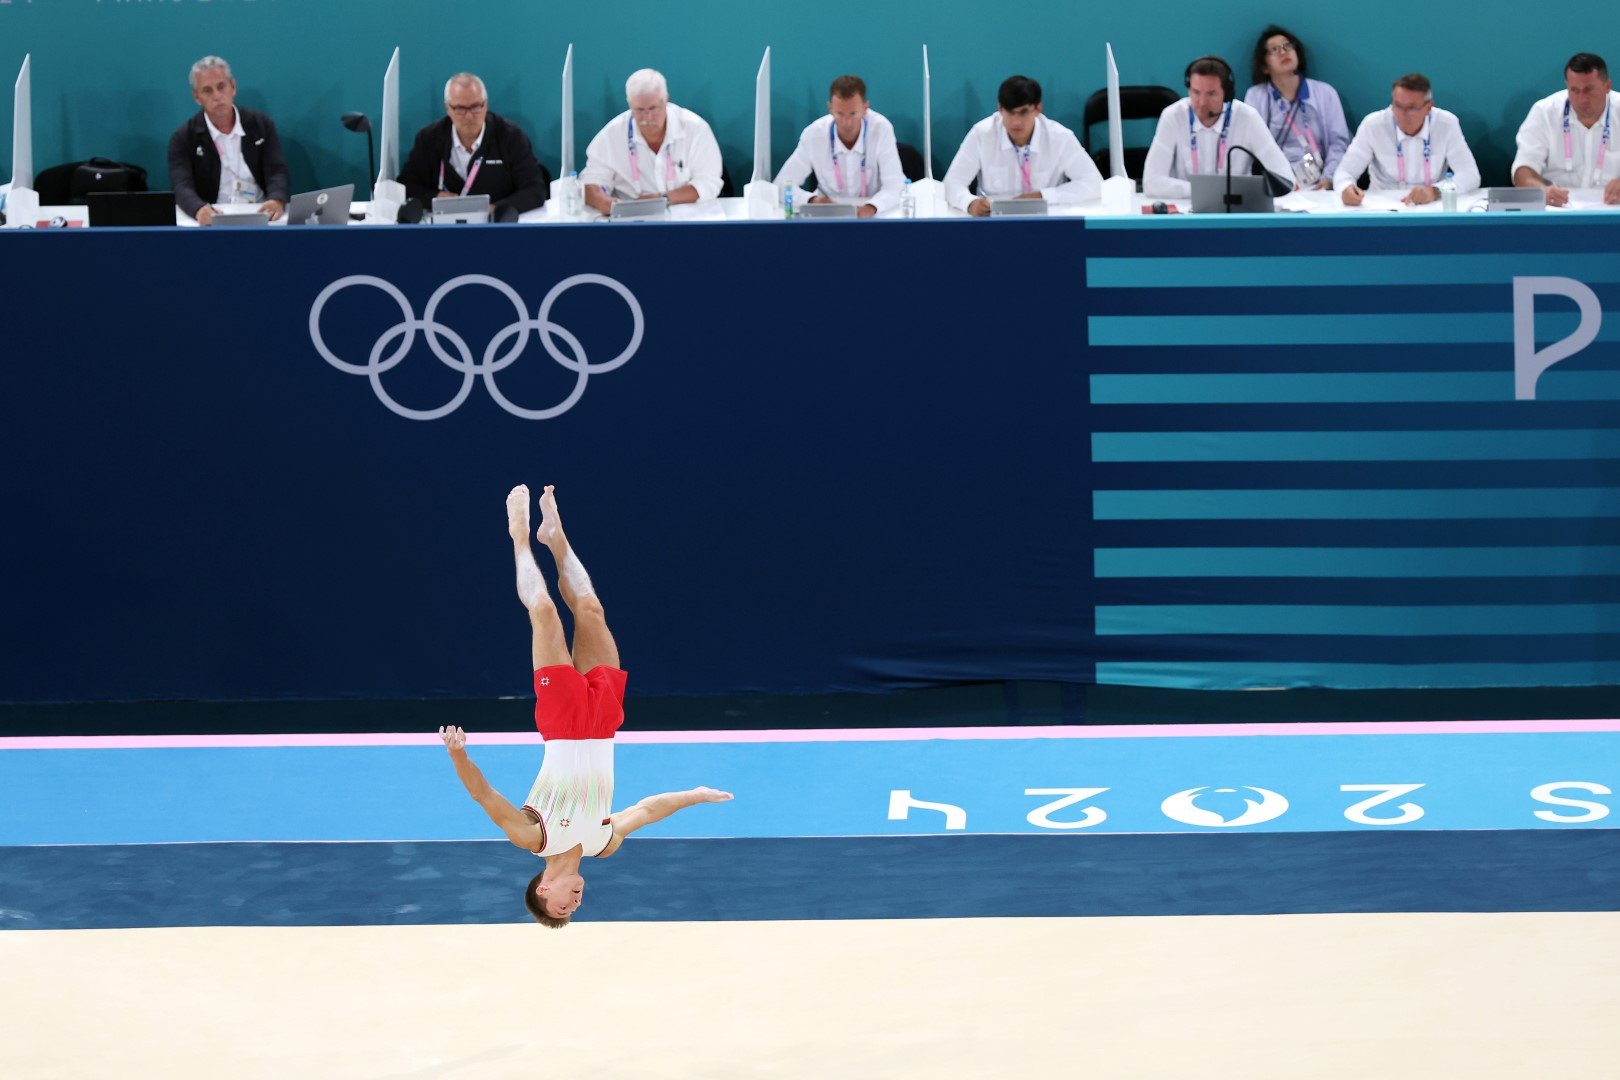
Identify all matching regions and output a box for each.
[1266,43,1296,56]
[448,102,487,116]
[1392,102,1430,114]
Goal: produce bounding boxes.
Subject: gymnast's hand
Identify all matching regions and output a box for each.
[438,725,467,752]
[690,786,734,802]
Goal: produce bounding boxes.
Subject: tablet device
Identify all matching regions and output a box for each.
[286,184,354,226]
[795,201,859,219]
[430,194,491,223]
[86,191,176,227]
[611,196,669,220]
[989,197,1047,216]
[209,212,270,227]
[1190,174,1274,214]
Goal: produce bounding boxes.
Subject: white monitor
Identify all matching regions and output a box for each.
[12,54,33,191]
[751,47,771,183]
[561,44,575,177]
[377,48,400,188]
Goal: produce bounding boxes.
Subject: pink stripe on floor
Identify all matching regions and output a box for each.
[2,718,1618,750]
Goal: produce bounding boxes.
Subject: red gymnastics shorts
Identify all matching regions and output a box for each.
[533,665,628,740]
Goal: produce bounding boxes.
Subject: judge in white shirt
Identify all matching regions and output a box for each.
[1142,56,1295,199]
[1335,73,1481,205]
[582,69,724,215]
[944,75,1103,216]
[775,75,905,218]
[1512,52,1620,206]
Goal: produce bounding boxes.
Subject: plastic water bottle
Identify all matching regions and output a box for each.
[783,185,795,219]
[900,178,916,219]
[1439,170,1458,213]
[563,170,581,217]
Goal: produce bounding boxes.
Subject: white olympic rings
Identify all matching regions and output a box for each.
[309,273,644,421]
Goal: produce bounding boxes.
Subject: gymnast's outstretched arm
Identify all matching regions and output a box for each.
[439,725,544,853]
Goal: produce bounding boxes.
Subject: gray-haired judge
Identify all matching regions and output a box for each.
[167,56,290,224]
[397,73,550,217]
[581,69,724,215]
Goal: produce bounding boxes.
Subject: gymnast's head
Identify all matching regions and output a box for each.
[525,868,585,928]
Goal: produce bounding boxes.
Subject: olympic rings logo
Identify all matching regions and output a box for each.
[309,273,644,421]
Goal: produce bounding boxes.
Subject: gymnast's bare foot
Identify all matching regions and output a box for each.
[691,787,734,802]
[536,484,565,551]
[507,485,531,543]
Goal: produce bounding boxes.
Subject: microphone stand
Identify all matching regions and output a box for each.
[1223,145,1293,212]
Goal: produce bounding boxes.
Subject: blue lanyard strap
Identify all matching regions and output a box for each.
[1188,102,1232,171]
[829,118,869,192]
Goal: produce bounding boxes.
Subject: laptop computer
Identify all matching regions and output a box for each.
[1484,187,1544,212]
[611,196,669,220]
[1190,174,1275,214]
[285,184,354,226]
[86,191,176,227]
[430,194,491,224]
[795,202,858,219]
[989,197,1048,216]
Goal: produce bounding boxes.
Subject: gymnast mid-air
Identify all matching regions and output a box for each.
[439,484,732,927]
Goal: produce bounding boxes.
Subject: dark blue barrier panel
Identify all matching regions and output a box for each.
[2,216,1619,701]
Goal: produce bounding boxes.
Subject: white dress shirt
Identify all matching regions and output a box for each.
[581,102,724,201]
[943,113,1103,211]
[1511,89,1620,189]
[1333,106,1481,193]
[775,109,905,213]
[204,107,263,205]
[1142,98,1294,199]
[449,122,486,187]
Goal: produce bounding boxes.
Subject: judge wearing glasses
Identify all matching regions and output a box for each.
[398,73,550,218]
[581,69,725,214]
[1241,26,1350,189]
[1334,73,1480,205]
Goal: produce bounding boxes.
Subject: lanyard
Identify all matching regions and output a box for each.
[1008,130,1035,193]
[1394,113,1432,187]
[1188,102,1232,173]
[627,115,678,189]
[1563,97,1612,182]
[438,154,483,196]
[830,118,869,198]
[1269,81,1322,160]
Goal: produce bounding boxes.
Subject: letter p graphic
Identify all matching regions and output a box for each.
[1514,276,1602,400]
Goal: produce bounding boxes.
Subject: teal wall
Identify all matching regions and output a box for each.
[3,0,1616,192]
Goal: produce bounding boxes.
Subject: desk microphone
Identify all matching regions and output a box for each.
[1223,145,1294,212]
[397,197,426,224]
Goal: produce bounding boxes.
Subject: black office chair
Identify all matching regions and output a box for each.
[33,158,150,204]
[719,161,735,199]
[1081,85,1180,184]
[896,142,927,182]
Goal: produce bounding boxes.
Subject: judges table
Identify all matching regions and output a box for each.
[3,203,1619,704]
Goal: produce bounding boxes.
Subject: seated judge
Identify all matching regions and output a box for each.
[944,75,1103,216]
[1334,73,1480,205]
[167,56,290,225]
[775,75,905,218]
[582,69,724,215]
[1512,52,1620,206]
[1143,56,1294,199]
[399,73,549,219]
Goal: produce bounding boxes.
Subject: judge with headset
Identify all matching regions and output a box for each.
[1143,56,1295,200]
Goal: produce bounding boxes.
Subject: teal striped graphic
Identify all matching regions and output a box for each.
[1095,546,1620,578]
[1087,311,1617,347]
[1096,603,1620,636]
[1087,253,1620,289]
[1093,488,1620,519]
[1094,660,1620,690]
[1091,429,1620,462]
[1089,370,1620,404]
